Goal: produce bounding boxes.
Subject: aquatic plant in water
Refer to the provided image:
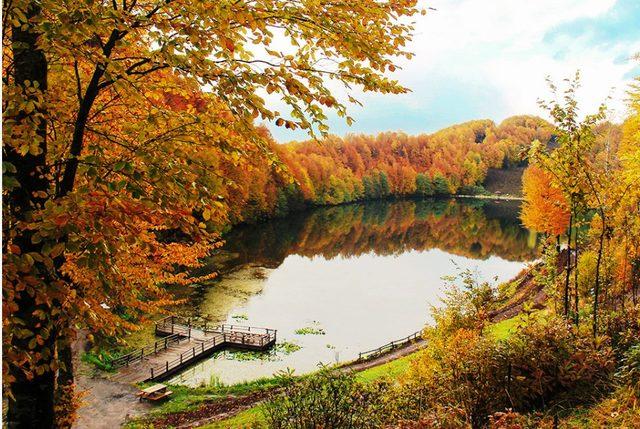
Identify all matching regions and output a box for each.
[225,341,302,362]
[295,321,326,335]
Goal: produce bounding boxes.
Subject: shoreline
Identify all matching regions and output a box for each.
[116,262,540,428]
[453,193,523,201]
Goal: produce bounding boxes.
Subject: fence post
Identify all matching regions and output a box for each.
[151,367,154,379]
[188,327,191,339]
[180,354,183,365]
[202,343,204,352]
[155,343,157,354]
[193,347,196,358]
[166,361,169,373]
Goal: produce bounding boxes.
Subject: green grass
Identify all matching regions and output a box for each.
[487,310,547,340]
[356,352,417,383]
[487,315,522,340]
[126,376,289,425]
[206,352,422,428]
[201,406,266,429]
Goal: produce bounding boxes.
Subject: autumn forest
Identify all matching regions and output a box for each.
[2,1,640,429]
[221,115,552,224]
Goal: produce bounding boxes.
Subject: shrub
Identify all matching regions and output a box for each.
[405,316,615,428]
[504,317,614,409]
[617,343,640,393]
[430,268,497,336]
[81,350,116,372]
[262,369,389,429]
[459,184,488,195]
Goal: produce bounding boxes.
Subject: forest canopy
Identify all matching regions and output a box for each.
[219,115,554,224]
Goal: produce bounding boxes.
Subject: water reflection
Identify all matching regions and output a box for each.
[171,198,536,386]
[200,198,536,275]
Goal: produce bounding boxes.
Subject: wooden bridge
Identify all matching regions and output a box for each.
[110,316,277,384]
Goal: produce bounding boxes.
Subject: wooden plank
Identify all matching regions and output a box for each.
[140,383,166,394]
[112,319,277,384]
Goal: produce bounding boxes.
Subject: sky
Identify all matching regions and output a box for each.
[267,0,640,143]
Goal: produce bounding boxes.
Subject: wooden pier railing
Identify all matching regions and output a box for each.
[147,316,277,381]
[356,330,423,361]
[149,333,225,380]
[111,333,186,369]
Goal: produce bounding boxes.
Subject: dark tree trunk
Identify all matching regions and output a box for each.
[564,213,573,319]
[57,333,75,387]
[4,3,57,428]
[632,249,639,307]
[593,214,606,338]
[574,240,579,326]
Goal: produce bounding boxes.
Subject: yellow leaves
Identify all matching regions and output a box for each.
[3,0,426,399]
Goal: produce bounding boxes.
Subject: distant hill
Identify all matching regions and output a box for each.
[483,167,525,197]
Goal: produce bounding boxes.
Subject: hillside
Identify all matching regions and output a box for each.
[483,167,526,197]
[219,115,553,224]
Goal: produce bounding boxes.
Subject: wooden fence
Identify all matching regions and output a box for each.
[149,333,225,380]
[356,330,423,361]
[111,333,185,368]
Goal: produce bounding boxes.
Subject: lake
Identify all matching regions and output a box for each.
[168,198,538,386]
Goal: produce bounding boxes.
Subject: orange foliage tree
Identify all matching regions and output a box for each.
[2,0,424,426]
[521,165,570,236]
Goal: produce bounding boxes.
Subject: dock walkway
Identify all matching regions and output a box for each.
[111,316,276,384]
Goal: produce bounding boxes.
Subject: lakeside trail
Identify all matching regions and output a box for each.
[75,263,543,429]
[73,332,151,429]
[132,338,431,429]
[73,334,429,429]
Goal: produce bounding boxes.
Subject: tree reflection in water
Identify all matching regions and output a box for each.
[215,198,537,272]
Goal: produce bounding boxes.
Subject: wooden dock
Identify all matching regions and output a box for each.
[110,316,277,384]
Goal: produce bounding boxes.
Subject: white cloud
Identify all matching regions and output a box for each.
[267,0,639,141]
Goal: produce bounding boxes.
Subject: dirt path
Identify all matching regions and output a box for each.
[73,331,151,429]
[339,339,427,373]
[75,376,151,429]
[77,261,544,428]
[143,339,431,429]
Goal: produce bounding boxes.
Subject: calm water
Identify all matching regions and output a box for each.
[169,198,537,386]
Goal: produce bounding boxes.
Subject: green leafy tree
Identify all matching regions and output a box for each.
[415,173,435,196]
[433,174,451,195]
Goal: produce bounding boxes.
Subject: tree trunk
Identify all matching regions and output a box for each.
[564,213,573,319]
[57,334,75,388]
[593,214,606,338]
[5,3,57,427]
[574,240,579,326]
